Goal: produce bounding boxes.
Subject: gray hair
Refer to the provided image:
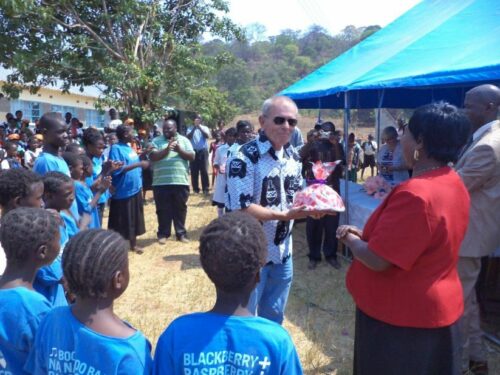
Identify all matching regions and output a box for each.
[382,126,398,139]
[261,96,298,117]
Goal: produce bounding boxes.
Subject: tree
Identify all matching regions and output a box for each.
[183,86,237,125]
[245,23,267,43]
[0,0,242,125]
[360,25,381,41]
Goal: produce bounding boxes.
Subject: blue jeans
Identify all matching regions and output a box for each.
[248,256,293,324]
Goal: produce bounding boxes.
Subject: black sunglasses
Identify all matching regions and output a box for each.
[272,116,298,127]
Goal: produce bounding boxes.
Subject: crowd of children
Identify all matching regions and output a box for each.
[0,177,301,374]
[0,109,393,374]
[0,111,302,374]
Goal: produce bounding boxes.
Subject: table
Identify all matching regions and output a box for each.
[339,179,381,230]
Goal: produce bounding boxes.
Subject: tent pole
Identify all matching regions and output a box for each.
[376,90,385,163]
[343,91,352,260]
[344,91,350,224]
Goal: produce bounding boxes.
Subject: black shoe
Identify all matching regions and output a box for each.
[177,236,189,243]
[326,258,341,269]
[203,190,210,196]
[308,260,318,270]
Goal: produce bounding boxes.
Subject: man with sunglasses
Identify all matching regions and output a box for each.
[226,96,309,324]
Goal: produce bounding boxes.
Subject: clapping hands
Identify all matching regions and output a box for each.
[102,160,124,175]
[98,176,112,192]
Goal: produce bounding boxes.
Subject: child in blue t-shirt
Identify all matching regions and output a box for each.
[0,169,45,275]
[82,127,122,226]
[108,125,148,253]
[0,207,60,375]
[33,172,78,307]
[26,229,153,375]
[62,152,111,229]
[153,212,303,375]
[33,112,70,177]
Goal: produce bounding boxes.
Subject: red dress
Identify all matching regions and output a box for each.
[347,167,470,328]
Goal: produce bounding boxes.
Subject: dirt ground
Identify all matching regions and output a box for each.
[114,190,500,374]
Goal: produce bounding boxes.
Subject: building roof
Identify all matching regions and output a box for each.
[0,67,103,99]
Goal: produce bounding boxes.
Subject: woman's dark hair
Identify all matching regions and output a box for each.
[62,229,128,298]
[408,102,471,163]
[82,127,104,147]
[199,211,267,293]
[0,207,59,265]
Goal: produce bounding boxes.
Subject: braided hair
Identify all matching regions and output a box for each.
[62,229,128,298]
[0,207,59,265]
[0,169,43,207]
[199,211,267,293]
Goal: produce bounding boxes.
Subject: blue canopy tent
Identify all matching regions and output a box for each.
[280,0,500,234]
[281,0,500,110]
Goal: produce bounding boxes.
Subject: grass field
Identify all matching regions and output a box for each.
[114,190,500,374]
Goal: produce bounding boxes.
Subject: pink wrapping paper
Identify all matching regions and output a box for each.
[293,161,345,212]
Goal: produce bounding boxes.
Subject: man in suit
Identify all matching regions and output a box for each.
[455,84,500,375]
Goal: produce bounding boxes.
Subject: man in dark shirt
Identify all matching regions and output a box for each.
[300,121,345,270]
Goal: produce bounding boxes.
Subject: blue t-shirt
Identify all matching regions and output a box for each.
[33,256,66,308]
[109,143,142,200]
[26,306,153,375]
[0,287,51,375]
[85,155,109,206]
[33,210,78,308]
[153,312,303,375]
[74,181,100,229]
[33,152,80,218]
[33,152,70,177]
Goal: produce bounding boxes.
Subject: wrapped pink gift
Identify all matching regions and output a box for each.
[293,161,345,212]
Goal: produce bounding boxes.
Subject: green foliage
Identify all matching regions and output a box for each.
[0,0,381,124]
[0,0,242,125]
[360,25,382,41]
[183,86,237,126]
[212,24,378,115]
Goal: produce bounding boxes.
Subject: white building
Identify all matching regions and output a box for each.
[0,67,108,128]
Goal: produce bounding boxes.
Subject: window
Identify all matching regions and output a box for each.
[51,105,76,119]
[85,109,105,128]
[10,99,42,122]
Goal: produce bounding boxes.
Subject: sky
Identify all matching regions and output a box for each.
[227,0,421,37]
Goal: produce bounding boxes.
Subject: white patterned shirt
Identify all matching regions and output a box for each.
[226,133,303,264]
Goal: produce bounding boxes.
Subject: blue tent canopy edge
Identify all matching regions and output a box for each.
[280,0,500,109]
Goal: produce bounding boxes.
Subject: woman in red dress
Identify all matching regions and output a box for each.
[337,102,471,375]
